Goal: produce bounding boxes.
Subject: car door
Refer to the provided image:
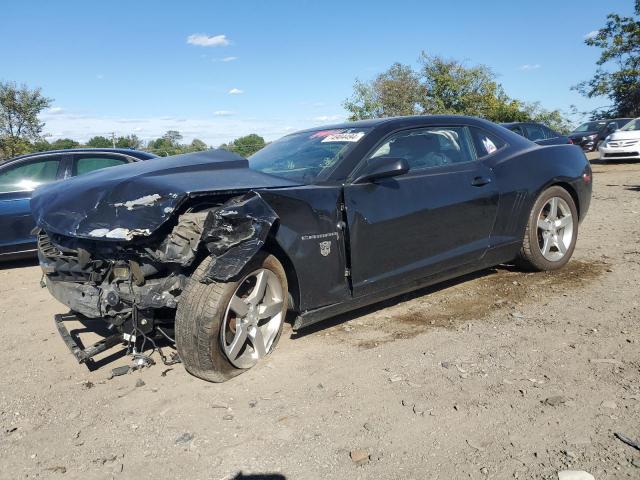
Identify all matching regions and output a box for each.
[0,154,65,256]
[343,125,500,297]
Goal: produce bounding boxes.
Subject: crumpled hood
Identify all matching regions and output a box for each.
[31,149,301,241]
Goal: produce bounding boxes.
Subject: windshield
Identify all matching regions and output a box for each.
[612,119,632,129]
[249,127,371,182]
[621,118,640,131]
[572,121,606,133]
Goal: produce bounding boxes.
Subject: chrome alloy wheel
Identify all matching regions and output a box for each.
[536,196,574,262]
[221,268,284,369]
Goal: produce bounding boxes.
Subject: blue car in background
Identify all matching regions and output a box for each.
[0,148,157,260]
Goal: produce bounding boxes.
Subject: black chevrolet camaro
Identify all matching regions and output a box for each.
[31,116,592,382]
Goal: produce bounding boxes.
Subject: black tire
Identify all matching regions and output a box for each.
[516,186,578,271]
[175,253,288,382]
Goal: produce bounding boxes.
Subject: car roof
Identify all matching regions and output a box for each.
[3,148,157,165]
[292,115,503,134]
[500,122,546,127]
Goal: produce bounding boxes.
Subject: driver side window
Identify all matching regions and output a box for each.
[368,126,476,171]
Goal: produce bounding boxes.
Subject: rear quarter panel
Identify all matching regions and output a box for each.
[485,144,591,247]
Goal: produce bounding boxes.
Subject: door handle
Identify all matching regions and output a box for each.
[471,176,492,187]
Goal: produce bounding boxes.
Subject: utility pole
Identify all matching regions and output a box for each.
[110,132,116,148]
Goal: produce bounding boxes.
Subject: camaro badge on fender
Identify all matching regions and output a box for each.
[319,241,331,256]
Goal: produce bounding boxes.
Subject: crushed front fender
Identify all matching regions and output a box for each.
[201,192,278,282]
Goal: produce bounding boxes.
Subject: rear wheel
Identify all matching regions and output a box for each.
[516,186,578,271]
[175,253,288,382]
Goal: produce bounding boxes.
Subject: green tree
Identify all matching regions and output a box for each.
[220,134,266,157]
[115,134,142,149]
[343,52,570,127]
[31,139,52,152]
[49,138,80,150]
[522,102,575,134]
[189,138,208,152]
[343,63,425,119]
[575,0,640,118]
[418,54,526,121]
[86,135,112,148]
[0,81,52,159]
[147,130,185,156]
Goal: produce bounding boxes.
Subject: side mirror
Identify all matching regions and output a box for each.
[353,156,410,184]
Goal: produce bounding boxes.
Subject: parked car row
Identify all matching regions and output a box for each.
[597,117,640,161]
[568,118,633,152]
[501,122,571,145]
[0,148,157,260]
[503,116,640,163]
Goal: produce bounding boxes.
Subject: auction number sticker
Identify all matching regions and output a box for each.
[321,132,366,143]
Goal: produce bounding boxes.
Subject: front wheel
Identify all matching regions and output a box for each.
[175,253,288,382]
[516,186,578,271]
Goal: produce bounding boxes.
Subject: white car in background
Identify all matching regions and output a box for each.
[598,117,640,161]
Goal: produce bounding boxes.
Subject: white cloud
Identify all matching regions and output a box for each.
[212,56,238,63]
[214,110,235,116]
[187,34,230,47]
[228,88,244,95]
[519,64,541,71]
[46,107,64,115]
[312,115,343,123]
[584,30,599,40]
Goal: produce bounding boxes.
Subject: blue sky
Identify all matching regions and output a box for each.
[0,0,632,145]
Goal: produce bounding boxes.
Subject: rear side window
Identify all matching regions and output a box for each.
[75,156,128,176]
[509,125,525,137]
[0,158,61,192]
[542,126,559,139]
[367,126,476,171]
[524,124,546,141]
[469,128,506,158]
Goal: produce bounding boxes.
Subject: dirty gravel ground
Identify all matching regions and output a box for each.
[1,161,639,480]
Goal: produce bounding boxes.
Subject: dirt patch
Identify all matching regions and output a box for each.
[352,259,607,349]
[3,162,640,480]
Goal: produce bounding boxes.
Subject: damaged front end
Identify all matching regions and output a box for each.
[38,192,278,363]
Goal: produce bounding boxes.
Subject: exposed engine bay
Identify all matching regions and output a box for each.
[38,192,278,360]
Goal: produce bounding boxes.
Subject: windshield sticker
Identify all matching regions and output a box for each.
[482,137,497,154]
[321,132,366,143]
[310,129,344,139]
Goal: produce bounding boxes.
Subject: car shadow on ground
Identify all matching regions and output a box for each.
[65,315,128,371]
[65,314,176,372]
[590,159,640,165]
[0,257,39,270]
[231,474,286,480]
[56,266,506,372]
[625,185,640,191]
[288,265,507,339]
